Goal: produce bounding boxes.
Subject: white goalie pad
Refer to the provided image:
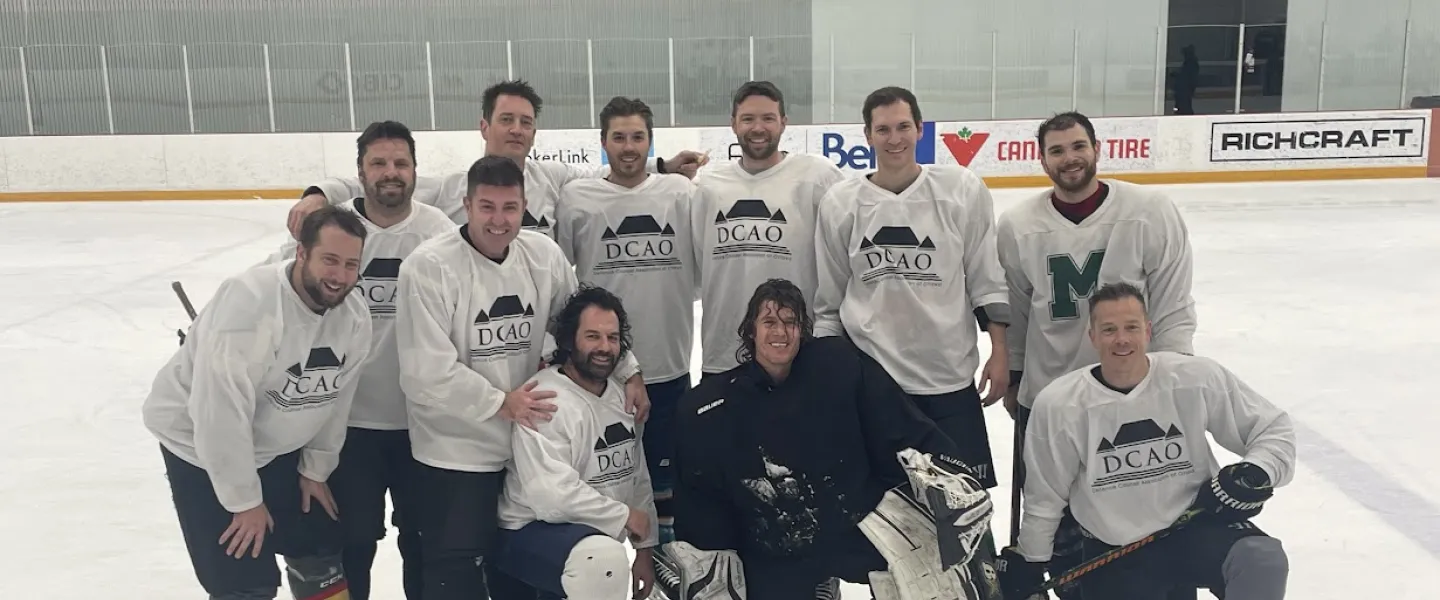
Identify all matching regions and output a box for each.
[859,490,972,600]
[896,448,994,570]
[658,541,746,600]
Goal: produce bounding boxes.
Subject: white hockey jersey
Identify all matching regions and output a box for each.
[813,165,1008,395]
[143,260,374,513]
[395,228,640,473]
[266,199,455,430]
[1016,352,1296,561]
[554,173,700,384]
[691,153,845,374]
[307,157,656,237]
[997,180,1197,409]
[498,366,660,548]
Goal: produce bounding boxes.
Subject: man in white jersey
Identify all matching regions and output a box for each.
[265,121,453,600]
[144,206,374,600]
[488,285,660,600]
[553,96,699,556]
[997,282,1292,600]
[691,81,845,380]
[813,86,1010,491]
[394,155,647,600]
[995,111,1199,598]
[285,80,707,239]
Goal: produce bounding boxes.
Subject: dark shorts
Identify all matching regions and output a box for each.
[326,427,422,542]
[907,385,998,488]
[161,445,344,596]
[1078,520,1270,599]
[414,464,504,600]
[486,522,608,600]
[643,375,690,522]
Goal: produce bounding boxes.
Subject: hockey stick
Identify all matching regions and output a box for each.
[1022,507,1205,598]
[172,281,196,343]
[1009,412,1025,544]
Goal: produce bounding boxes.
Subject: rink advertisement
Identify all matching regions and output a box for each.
[1208,116,1428,163]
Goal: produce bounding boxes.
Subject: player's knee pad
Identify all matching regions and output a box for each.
[1221,536,1288,598]
[858,490,972,600]
[560,535,630,600]
[284,553,349,600]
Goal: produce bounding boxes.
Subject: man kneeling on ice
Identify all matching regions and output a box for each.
[488,284,660,600]
[664,278,1001,600]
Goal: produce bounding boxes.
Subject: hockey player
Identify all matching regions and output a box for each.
[997,282,1293,600]
[393,155,646,600]
[553,97,699,552]
[995,111,1199,598]
[488,285,660,600]
[265,121,454,600]
[285,80,707,239]
[813,86,1010,490]
[667,278,998,600]
[691,81,845,380]
[143,206,375,600]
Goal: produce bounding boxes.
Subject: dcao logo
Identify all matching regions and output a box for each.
[820,122,939,171]
[939,127,990,167]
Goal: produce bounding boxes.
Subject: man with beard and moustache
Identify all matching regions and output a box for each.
[143,206,375,600]
[553,97,699,564]
[264,121,454,600]
[394,155,647,600]
[487,285,660,600]
[691,81,845,382]
[994,111,1198,598]
[284,80,709,240]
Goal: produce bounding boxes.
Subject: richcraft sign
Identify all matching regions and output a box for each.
[1209,117,1426,162]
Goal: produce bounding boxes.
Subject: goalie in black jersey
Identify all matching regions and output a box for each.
[664,278,1001,600]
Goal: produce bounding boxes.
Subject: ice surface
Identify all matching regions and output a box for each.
[2,177,1437,598]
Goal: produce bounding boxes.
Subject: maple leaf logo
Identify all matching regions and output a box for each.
[940,127,990,167]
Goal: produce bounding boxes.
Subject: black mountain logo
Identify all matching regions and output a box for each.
[474,295,535,324]
[1093,419,1193,489]
[594,422,637,451]
[858,225,940,284]
[523,210,551,232]
[360,258,403,316]
[470,295,535,360]
[712,199,790,258]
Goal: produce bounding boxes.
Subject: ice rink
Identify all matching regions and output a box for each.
[2,176,1438,599]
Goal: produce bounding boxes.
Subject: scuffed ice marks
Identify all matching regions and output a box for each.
[742,451,824,554]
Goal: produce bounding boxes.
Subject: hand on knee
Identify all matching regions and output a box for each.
[561,536,631,600]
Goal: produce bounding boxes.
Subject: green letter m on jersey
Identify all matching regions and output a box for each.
[1047,250,1105,320]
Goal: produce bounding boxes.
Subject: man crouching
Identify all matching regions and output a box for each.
[489,284,659,600]
[664,278,1001,600]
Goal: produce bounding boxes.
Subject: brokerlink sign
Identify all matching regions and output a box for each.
[1209,117,1426,162]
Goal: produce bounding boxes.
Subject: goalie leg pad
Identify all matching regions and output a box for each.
[896,448,994,570]
[869,571,902,600]
[858,490,971,600]
[659,541,747,600]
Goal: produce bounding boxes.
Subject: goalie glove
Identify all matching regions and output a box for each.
[897,449,994,571]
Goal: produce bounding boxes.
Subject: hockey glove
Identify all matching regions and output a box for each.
[995,547,1046,600]
[1191,461,1273,522]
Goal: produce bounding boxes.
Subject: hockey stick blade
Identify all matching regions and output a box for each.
[1023,507,1205,597]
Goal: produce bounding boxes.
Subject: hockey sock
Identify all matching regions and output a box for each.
[340,542,377,600]
[284,554,349,600]
[1220,536,1288,600]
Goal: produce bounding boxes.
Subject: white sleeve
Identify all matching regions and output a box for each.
[553,188,581,265]
[299,314,374,483]
[630,422,661,548]
[958,172,1008,311]
[689,185,710,291]
[305,177,364,206]
[510,409,631,539]
[186,280,276,513]
[996,217,1032,369]
[1016,394,1084,562]
[545,248,641,382]
[396,252,508,422]
[812,189,853,338]
[1144,196,1197,355]
[1203,362,1297,488]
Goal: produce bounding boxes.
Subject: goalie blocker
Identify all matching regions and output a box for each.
[662,448,1001,600]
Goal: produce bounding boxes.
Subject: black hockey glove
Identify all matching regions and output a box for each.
[996,546,1047,600]
[1191,461,1273,522]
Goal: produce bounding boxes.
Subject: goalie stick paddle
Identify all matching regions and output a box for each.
[172,281,197,343]
[1022,506,1206,598]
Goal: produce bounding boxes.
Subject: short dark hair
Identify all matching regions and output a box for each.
[731,81,786,118]
[355,120,416,167]
[298,205,368,250]
[737,278,813,364]
[482,79,543,123]
[599,96,655,139]
[552,283,633,368]
[1088,281,1148,321]
[1036,111,1098,151]
[862,86,923,131]
[465,155,525,198]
